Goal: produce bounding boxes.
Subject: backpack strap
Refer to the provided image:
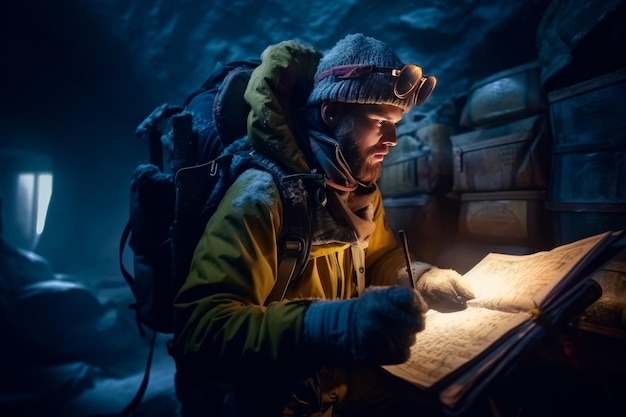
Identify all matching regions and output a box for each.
[170,148,314,305]
[246,153,322,304]
[170,153,235,288]
[265,174,311,303]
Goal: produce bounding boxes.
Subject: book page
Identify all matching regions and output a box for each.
[383,307,529,388]
[438,321,537,408]
[464,231,611,312]
[384,232,614,391]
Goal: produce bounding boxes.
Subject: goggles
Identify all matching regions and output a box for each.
[315,64,437,107]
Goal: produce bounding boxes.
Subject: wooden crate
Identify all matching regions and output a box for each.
[379,123,454,196]
[550,148,626,204]
[458,190,551,246]
[451,115,551,193]
[546,202,626,246]
[460,61,548,127]
[549,67,626,153]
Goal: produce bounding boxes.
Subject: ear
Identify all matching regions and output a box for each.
[320,101,340,129]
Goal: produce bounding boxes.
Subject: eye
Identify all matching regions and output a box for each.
[375,120,384,127]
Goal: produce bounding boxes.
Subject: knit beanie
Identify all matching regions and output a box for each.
[307,33,413,113]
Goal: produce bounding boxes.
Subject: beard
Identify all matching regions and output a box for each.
[335,118,382,185]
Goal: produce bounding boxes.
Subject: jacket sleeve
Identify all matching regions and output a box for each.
[173,169,315,380]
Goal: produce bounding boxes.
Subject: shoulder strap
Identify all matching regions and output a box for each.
[265,177,311,303]
[170,143,315,292]
[170,153,234,287]
[246,153,319,304]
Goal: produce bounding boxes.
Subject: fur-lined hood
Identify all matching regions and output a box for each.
[244,40,322,174]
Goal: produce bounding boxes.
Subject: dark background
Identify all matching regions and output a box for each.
[2,0,624,278]
[0,0,559,276]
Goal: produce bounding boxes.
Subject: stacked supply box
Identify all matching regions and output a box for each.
[546,67,626,246]
[460,61,548,128]
[451,62,553,248]
[379,106,461,262]
[452,115,551,193]
[457,190,550,244]
[379,122,455,197]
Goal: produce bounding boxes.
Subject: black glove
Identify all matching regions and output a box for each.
[303,286,427,365]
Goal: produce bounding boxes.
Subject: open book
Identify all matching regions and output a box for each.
[383,230,625,414]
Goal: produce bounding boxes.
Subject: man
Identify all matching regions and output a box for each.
[173,33,475,416]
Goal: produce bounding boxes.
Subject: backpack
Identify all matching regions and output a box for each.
[120,58,319,335]
[112,59,319,417]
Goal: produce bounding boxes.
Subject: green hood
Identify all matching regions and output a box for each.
[244,40,322,174]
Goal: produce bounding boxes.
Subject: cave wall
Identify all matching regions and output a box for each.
[2,0,622,279]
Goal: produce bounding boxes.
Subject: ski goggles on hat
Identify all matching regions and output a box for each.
[315,64,437,106]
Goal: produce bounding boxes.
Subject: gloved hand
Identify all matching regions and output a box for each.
[415,265,475,306]
[303,286,427,366]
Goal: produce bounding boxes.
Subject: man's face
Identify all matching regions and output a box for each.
[335,104,404,184]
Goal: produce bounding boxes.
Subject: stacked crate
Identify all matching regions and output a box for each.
[378,104,461,261]
[450,62,554,249]
[378,120,455,198]
[545,68,626,339]
[545,67,626,245]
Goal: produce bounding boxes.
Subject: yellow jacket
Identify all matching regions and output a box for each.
[173,40,408,382]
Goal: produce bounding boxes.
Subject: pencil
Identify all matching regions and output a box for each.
[398,230,415,290]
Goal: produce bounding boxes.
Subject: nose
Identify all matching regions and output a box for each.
[381,124,398,147]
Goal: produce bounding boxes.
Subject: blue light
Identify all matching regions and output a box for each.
[37,173,53,235]
[16,172,53,249]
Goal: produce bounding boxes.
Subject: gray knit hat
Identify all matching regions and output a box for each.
[308,33,414,113]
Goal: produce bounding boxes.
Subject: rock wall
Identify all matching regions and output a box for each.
[3,0,620,277]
